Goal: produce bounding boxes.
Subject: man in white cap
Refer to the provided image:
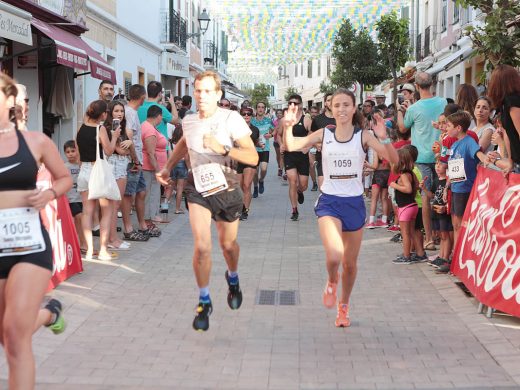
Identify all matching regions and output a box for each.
[399,83,415,105]
[375,93,386,106]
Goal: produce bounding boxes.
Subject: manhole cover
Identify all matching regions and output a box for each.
[255,290,299,305]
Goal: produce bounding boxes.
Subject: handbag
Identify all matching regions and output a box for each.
[88,125,121,200]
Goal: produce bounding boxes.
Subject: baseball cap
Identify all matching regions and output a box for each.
[375,93,386,98]
[399,83,415,93]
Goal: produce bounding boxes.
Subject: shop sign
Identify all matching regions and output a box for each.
[0,8,32,45]
[161,51,189,78]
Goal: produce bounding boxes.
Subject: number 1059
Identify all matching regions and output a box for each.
[333,159,352,168]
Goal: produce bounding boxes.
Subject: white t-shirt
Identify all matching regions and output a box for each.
[125,105,143,164]
[182,108,251,191]
[64,161,81,203]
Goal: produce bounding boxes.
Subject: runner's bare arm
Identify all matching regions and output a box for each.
[364,113,398,165]
[156,137,188,185]
[203,133,258,166]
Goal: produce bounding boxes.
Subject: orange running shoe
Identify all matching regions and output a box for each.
[322,279,337,308]
[335,303,350,327]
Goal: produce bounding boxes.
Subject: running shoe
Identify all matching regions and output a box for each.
[365,222,376,229]
[335,303,351,327]
[283,173,288,181]
[410,253,428,263]
[311,182,318,191]
[239,209,248,221]
[253,186,259,198]
[390,232,402,242]
[278,168,283,177]
[297,190,304,204]
[322,279,337,309]
[430,257,449,269]
[225,271,243,310]
[45,299,66,335]
[387,225,400,232]
[193,300,213,331]
[290,210,299,221]
[259,181,265,194]
[392,256,412,265]
[373,220,388,228]
[435,262,452,274]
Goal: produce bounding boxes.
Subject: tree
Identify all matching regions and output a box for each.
[319,81,336,95]
[245,84,272,108]
[376,11,410,105]
[456,0,520,75]
[331,19,389,102]
[284,86,300,101]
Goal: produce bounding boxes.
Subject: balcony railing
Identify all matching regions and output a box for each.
[424,26,431,58]
[160,9,187,51]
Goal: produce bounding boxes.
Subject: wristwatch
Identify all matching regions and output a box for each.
[222,145,231,157]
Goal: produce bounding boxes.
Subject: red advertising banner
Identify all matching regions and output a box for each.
[37,167,83,291]
[452,166,520,318]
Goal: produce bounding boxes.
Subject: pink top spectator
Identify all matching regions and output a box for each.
[141,121,167,171]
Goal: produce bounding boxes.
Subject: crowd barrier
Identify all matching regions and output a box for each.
[37,167,83,291]
[452,166,520,318]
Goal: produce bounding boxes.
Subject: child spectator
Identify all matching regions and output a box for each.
[423,160,452,269]
[390,147,419,264]
[63,140,87,251]
[438,110,488,273]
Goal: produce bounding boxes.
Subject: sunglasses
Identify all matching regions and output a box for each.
[241,112,252,117]
[221,103,230,107]
[288,101,300,106]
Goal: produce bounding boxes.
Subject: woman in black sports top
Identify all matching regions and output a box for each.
[0,73,72,388]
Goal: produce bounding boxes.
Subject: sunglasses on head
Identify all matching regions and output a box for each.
[288,101,300,106]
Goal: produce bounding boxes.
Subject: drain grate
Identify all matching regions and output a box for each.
[255,290,299,306]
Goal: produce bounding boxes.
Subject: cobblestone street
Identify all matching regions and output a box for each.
[2,166,519,390]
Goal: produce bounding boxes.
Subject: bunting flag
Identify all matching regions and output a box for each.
[208,0,407,84]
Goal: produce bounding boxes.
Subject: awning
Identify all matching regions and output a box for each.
[0,2,32,45]
[31,18,116,84]
[78,39,116,84]
[426,46,474,76]
[31,17,89,70]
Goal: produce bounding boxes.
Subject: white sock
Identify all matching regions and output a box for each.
[382,215,388,223]
[369,216,376,223]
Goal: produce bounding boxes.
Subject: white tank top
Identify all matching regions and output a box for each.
[320,126,366,197]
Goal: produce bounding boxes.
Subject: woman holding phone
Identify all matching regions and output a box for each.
[106,101,133,250]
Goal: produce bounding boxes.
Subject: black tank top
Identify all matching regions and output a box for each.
[395,171,416,207]
[292,114,307,137]
[77,124,103,162]
[0,130,38,190]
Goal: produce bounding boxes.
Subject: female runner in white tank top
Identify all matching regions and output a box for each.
[283,88,398,327]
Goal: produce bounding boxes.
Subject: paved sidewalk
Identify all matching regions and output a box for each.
[1,163,519,389]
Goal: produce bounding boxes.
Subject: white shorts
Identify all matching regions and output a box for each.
[77,162,93,192]
[108,154,129,180]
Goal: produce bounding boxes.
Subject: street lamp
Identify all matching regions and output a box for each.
[187,9,211,39]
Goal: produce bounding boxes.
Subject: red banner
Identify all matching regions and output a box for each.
[37,168,83,291]
[452,166,520,318]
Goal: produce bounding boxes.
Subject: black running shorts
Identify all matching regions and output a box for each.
[184,184,243,222]
[284,151,310,176]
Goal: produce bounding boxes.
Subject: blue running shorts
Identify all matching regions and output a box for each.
[314,193,366,232]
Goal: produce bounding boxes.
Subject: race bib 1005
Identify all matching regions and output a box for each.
[0,207,46,257]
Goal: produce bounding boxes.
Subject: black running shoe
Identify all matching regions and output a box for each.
[290,211,299,221]
[45,299,66,334]
[259,181,265,194]
[390,232,402,243]
[239,209,248,221]
[193,301,213,331]
[253,186,259,198]
[311,182,318,191]
[297,190,304,204]
[225,271,243,310]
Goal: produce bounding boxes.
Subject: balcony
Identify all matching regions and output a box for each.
[203,40,216,67]
[415,33,422,61]
[160,9,187,51]
[424,26,431,58]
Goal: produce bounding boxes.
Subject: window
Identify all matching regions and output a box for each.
[138,68,145,86]
[295,63,298,77]
[442,0,447,31]
[307,60,312,78]
[453,1,460,24]
[327,57,331,77]
[317,59,321,77]
[123,72,132,97]
[301,63,303,75]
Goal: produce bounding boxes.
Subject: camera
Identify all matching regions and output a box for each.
[112,119,120,130]
[164,90,171,100]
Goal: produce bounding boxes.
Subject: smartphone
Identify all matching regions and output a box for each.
[165,90,171,100]
[112,119,120,132]
[397,95,404,104]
